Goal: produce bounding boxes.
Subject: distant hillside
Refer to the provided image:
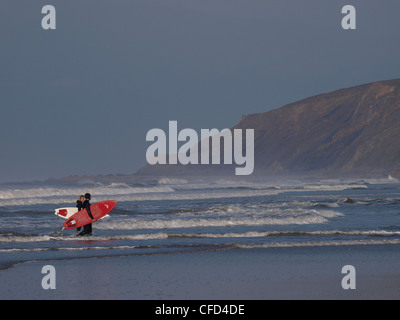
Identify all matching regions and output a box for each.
[137,79,400,178]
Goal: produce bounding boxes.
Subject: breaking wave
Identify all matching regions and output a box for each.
[96,215,330,230]
[0,178,373,207]
[236,239,400,249]
[1,229,400,254]
[0,185,174,200]
[3,228,399,244]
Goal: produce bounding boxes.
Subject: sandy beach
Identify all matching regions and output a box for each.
[1,243,400,300]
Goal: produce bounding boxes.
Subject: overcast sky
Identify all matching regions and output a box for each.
[0,0,399,183]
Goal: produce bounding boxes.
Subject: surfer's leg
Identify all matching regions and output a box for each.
[87,223,92,236]
[82,223,92,236]
[75,229,84,236]
[82,224,88,235]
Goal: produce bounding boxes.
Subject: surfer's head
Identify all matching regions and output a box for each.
[85,193,91,200]
[78,195,84,201]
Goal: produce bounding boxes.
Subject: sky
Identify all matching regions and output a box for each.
[0,0,399,183]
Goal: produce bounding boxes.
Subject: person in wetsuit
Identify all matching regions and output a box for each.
[80,193,94,236]
[76,195,84,234]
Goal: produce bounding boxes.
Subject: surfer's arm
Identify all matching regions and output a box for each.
[86,205,94,220]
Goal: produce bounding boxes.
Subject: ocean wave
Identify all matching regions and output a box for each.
[169,229,400,239]
[301,184,368,191]
[0,188,283,207]
[93,202,343,230]
[158,178,188,185]
[3,239,400,254]
[96,215,330,230]
[0,185,174,200]
[0,185,176,207]
[2,231,400,252]
[0,178,376,207]
[1,228,399,247]
[236,239,400,249]
[0,233,169,243]
[0,245,140,253]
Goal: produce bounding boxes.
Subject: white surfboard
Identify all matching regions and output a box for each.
[54,207,110,220]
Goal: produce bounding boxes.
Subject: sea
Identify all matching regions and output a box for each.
[1,175,400,271]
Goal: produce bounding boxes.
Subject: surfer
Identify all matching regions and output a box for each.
[80,193,94,236]
[75,195,84,234]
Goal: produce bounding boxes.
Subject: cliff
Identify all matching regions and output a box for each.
[137,79,400,178]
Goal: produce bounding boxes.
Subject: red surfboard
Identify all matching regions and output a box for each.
[63,200,117,229]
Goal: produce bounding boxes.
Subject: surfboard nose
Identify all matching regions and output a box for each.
[108,200,118,210]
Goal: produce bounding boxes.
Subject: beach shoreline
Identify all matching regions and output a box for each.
[1,243,400,300]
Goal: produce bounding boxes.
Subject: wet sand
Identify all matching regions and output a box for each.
[1,244,400,300]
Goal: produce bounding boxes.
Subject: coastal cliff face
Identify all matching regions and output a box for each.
[137,79,400,177]
[235,79,400,175]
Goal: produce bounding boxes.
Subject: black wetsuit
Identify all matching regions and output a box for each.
[82,199,94,235]
[76,200,83,232]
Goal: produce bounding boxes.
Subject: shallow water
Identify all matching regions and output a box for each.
[1,176,399,270]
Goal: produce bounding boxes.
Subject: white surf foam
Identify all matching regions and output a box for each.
[0,185,174,200]
[0,184,176,207]
[301,183,368,191]
[158,178,188,185]
[236,239,400,249]
[0,179,372,207]
[1,229,399,248]
[2,234,400,253]
[0,188,283,207]
[0,245,140,253]
[0,233,169,244]
[169,229,400,239]
[96,215,329,230]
